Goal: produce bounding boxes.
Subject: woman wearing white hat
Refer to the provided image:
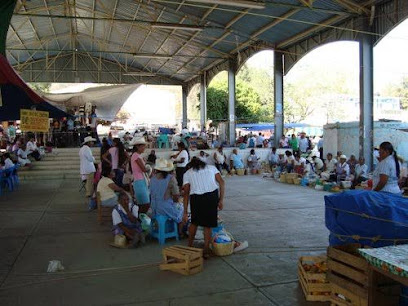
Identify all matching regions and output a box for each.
[130,137,150,212]
[150,159,184,234]
[335,155,350,182]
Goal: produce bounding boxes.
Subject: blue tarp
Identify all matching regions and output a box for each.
[158,127,175,135]
[236,123,312,131]
[325,190,408,247]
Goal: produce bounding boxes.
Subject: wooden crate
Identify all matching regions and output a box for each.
[160,245,203,276]
[329,244,400,305]
[327,244,370,300]
[331,283,368,306]
[96,192,113,225]
[298,256,331,302]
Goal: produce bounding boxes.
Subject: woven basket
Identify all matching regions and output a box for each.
[236,168,245,176]
[211,241,234,256]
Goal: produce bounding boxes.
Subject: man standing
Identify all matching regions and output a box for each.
[298,132,309,154]
[256,133,264,148]
[79,136,97,198]
[67,117,75,147]
[8,122,16,142]
[317,136,324,160]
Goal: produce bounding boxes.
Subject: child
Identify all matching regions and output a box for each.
[112,192,145,248]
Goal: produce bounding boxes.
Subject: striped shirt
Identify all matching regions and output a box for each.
[183,165,219,195]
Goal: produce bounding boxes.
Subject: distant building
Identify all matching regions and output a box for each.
[338,95,402,121]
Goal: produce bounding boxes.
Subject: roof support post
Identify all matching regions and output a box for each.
[200,72,207,131]
[359,27,374,171]
[182,85,188,129]
[228,59,237,146]
[274,51,284,149]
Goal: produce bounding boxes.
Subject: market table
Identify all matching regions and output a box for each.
[359,245,408,305]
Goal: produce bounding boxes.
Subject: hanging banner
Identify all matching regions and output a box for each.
[20,109,49,132]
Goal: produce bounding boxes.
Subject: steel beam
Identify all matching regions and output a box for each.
[200,72,207,130]
[359,29,374,171]
[228,59,236,146]
[274,51,284,149]
[182,85,188,129]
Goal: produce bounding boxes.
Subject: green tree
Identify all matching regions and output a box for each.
[28,83,51,93]
[383,76,408,110]
[198,77,264,123]
[284,68,354,123]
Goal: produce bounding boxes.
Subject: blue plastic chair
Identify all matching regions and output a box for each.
[157,134,169,149]
[150,215,179,245]
[11,165,19,189]
[0,170,5,196]
[3,168,14,192]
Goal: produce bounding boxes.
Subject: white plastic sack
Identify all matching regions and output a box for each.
[47,260,65,272]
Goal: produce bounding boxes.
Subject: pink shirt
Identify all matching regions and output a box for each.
[108,147,119,170]
[131,152,144,180]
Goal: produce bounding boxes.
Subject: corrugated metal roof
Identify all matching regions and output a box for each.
[6,0,390,84]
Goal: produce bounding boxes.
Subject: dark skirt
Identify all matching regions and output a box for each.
[190,189,219,227]
[176,167,186,187]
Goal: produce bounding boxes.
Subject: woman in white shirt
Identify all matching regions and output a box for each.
[293,152,306,174]
[1,153,15,170]
[17,143,32,168]
[353,157,368,187]
[373,142,401,194]
[171,142,189,189]
[335,155,350,182]
[183,157,225,258]
[247,149,260,174]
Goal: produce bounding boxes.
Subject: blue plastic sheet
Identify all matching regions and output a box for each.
[325,190,408,247]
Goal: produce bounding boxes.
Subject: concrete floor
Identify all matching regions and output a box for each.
[0,175,331,306]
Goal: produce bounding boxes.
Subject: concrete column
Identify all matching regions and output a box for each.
[274,51,284,148]
[200,73,207,130]
[228,61,236,146]
[359,32,374,171]
[181,85,188,129]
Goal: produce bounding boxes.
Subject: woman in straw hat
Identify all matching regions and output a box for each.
[130,137,150,212]
[150,158,184,234]
[183,157,225,258]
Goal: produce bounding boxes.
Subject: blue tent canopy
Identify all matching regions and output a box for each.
[236,123,311,131]
[0,84,68,121]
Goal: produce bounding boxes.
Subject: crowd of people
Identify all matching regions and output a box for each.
[80,135,225,257]
[0,134,45,171]
[270,141,406,195]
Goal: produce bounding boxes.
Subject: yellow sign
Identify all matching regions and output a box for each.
[20,109,49,132]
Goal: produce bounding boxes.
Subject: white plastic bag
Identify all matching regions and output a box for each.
[47,260,65,273]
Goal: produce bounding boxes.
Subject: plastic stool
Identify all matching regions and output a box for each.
[150,215,179,245]
[11,165,19,189]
